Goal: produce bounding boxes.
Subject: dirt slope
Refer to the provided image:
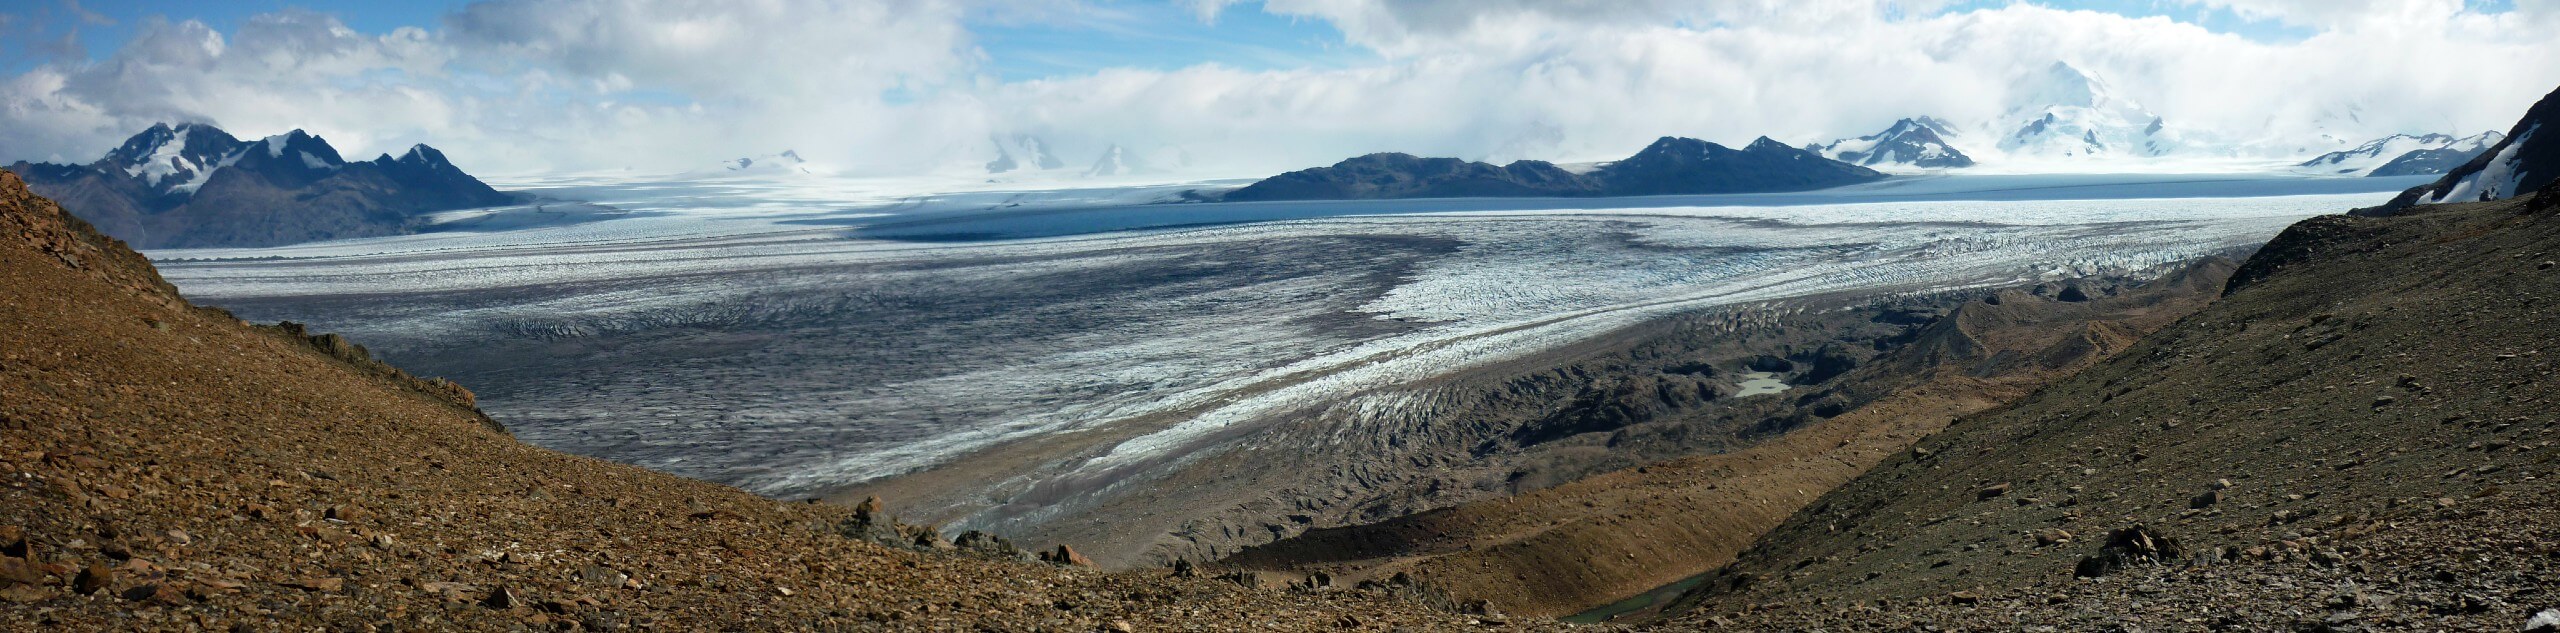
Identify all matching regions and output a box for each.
[0,170,1536,630]
[1662,189,2560,630]
[1223,259,2235,618]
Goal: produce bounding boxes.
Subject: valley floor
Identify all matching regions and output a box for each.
[146,174,2403,571]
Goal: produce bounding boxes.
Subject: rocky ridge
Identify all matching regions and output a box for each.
[1220,136,1885,202]
[1659,186,2560,631]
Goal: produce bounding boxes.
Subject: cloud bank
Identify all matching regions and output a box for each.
[3,0,2557,177]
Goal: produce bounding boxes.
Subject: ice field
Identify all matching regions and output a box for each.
[152,172,2425,507]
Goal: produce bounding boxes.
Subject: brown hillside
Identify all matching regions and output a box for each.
[0,170,1532,630]
[1664,190,2560,630]
[1224,259,2236,619]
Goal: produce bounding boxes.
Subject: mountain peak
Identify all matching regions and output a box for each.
[1812,117,1975,169]
[1634,136,1715,159]
[398,144,449,168]
[258,130,348,170]
[100,122,246,193]
[262,129,314,156]
[1998,61,2173,158]
[1085,143,1139,177]
[2015,61,2109,111]
[986,134,1064,174]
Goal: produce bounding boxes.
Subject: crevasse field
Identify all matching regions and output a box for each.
[150,173,2422,517]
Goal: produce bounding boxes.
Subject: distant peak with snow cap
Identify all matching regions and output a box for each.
[1809,116,1977,170]
[1995,62,2179,160]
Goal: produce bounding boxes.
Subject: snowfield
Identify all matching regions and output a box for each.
[151,172,2415,530]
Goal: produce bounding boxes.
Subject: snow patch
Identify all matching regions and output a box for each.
[124,127,195,187]
[2428,123,2538,204]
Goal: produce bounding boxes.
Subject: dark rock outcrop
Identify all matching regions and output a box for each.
[838,496,907,547]
[2071,525,2182,578]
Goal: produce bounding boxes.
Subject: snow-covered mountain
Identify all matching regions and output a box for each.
[5,122,512,247]
[985,134,1064,174]
[1807,117,1975,170]
[1814,62,2190,169]
[99,123,254,199]
[1994,62,2179,160]
[1085,144,1140,177]
[2296,133,2502,177]
[2389,84,2560,208]
[720,150,813,175]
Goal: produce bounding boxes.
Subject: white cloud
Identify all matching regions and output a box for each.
[2173,0,2464,28]
[2,0,2557,177]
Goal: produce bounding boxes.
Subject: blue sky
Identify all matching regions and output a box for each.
[4,0,2522,80]
[2,0,2554,175]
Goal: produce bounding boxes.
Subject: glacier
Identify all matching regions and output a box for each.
[146,171,2422,528]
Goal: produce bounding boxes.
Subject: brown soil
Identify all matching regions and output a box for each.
[0,170,1550,630]
[1661,191,2560,630]
[1222,259,2236,618]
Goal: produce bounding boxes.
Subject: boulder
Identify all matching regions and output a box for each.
[837,496,905,548]
[1977,483,2012,501]
[2073,525,2182,578]
[953,531,1033,561]
[1040,544,1095,567]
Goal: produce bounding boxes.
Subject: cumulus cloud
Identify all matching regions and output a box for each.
[1,12,458,163]
[994,0,2560,171]
[3,0,2557,177]
[1,1,1002,173]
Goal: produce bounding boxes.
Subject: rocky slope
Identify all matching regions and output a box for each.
[1221,136,1885,202]
[0,170,1529,631]
[2387,84,2560,208]
[6,123,514,248]
[1222,259,2235,619]
[1658,187,2560,630]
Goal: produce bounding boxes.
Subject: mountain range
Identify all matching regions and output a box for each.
[984,134,1065,174]
[2296,132,2504,177]
[5,123,513,249]
[1221,136,1886,202]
